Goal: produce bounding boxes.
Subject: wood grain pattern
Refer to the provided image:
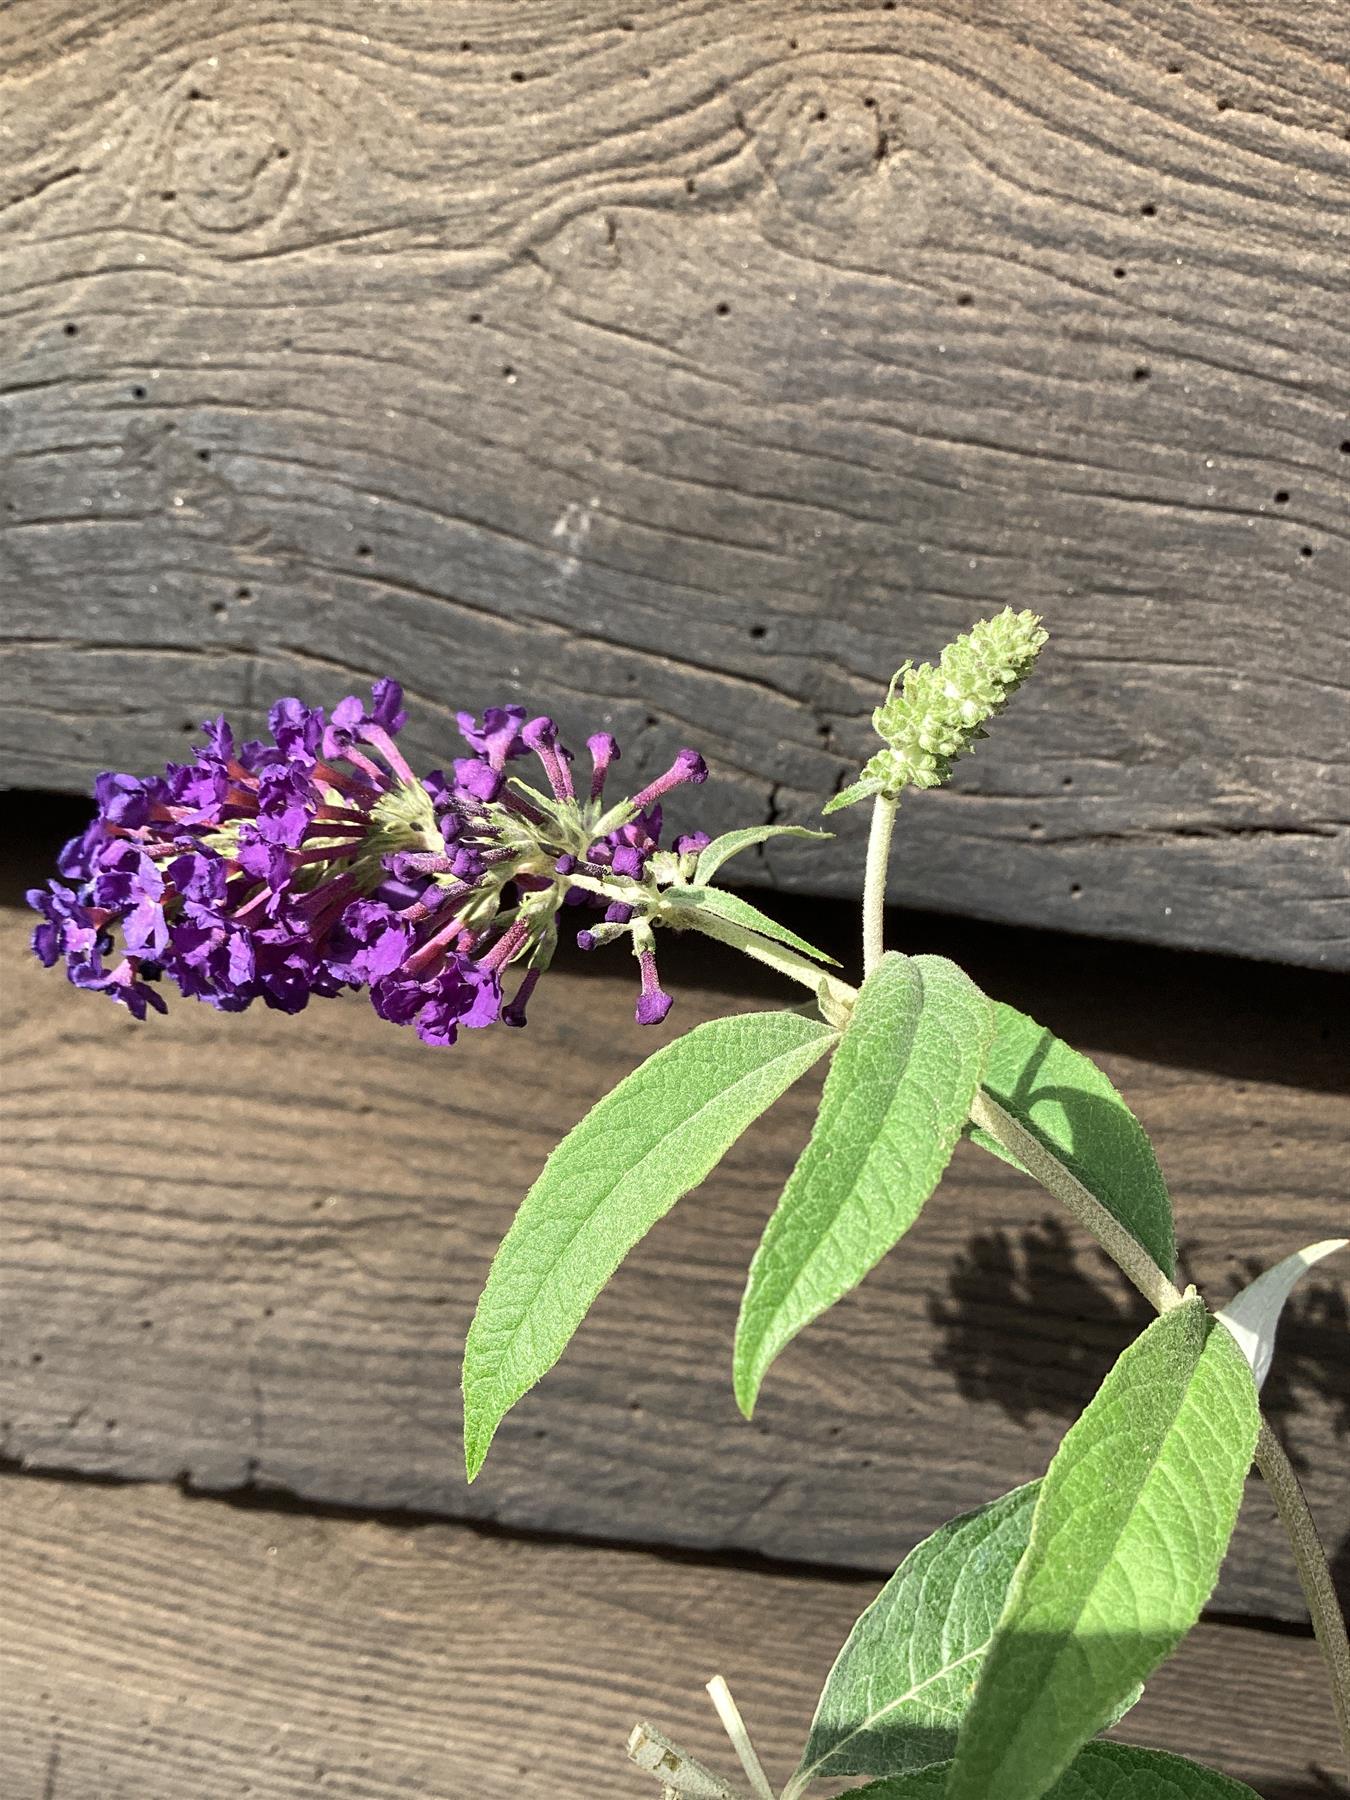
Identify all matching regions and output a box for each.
[0,1472,1342,1799]
[4,894,1346,1625]
[1,2,1348,965]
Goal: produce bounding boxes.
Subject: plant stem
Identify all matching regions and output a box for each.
[967,1089,1185,1316]
[681,909,857,1027]
[967,1084,1350,1771]
[1253,1420,1350,1770]
[861,794,898,978]
[706,1677,775,1800]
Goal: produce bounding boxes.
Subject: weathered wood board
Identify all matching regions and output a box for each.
[4,896,1346,1625]
[0,1472,1341,1799]
[1,2,1348,966]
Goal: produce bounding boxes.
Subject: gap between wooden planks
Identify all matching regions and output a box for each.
[0,1471,1340,1800]
[3,897,1346,1626]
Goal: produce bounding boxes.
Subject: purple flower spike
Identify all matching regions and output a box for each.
[635,947,673,1025]
[30,678,712,1049]
[586,732,620,802]
[674,831,712,858]
[630,748,708,812]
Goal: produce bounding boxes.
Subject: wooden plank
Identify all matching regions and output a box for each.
[1,3,1347,967]
[0,1472,1339,1799]
[3,886,1347,1626]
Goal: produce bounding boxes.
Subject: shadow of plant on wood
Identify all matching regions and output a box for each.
[926,1218,1348,1456]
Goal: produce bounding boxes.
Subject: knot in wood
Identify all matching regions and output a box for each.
[168,81,296,237]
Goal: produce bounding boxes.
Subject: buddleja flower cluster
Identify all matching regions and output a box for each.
[27,681,710,1046]
[825,607,1048,812]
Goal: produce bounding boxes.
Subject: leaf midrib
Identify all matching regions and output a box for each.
[800,1640,984,1786]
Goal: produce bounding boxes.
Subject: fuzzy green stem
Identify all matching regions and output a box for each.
[969,1084,1350,1770]
[1254,1420,1350,1772]
[862,794,897,979]
[680,908,856,1028]
[968,1090,1185,1317]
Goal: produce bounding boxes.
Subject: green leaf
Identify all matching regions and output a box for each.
[462,1010,836,1479]
[663,885,839,965]
[945,1296,1260,1800]
[846,1742,1261,1798]
[787,1485,1040,1795]
[734,954,993,1416]
[692,824,832,886]
[822,772,887,815]
[1217,1237,1346,1391]
[969,1002,1176,1277]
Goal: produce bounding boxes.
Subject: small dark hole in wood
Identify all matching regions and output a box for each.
[262,1306,274,1318]
[181,721,196,734]
[685,177,696,194]
[1062,775,1073,788]
[236,586,252,600]
[815,107,828,121]
[187,87,204,100]
[715,301,730,316]
[211,601,227,617]
[1140,202,1157,216]
[30,1353,43,1364]
[104,1419,117,1431]
[1216,98,1232,112]
[1341,440,1350,453]
[460,40,472,51]
[617,18,635,29]
[1165,62,1182,75]
[275,146,289,159]
[1133,367,1150,381]
[197,448,211,461]
[160,190,176,201]
[63,322,79,336]
[956,293,973,306]
[1069,882,1083,897]
[510,70,526,83]
[1028,821,1043,834]
[132,385,147,399]
[749,624,766,639]
[787,38,798,49]
[1299,545,1313,558]
[356,544,372,557]
[502,364,516,378]
[468,311,483,324]
[1113,267,1126,279]
[863,96,877,108]
[140,1319,153,1329]
[1273,490,1290,504]
[882,1,896,9]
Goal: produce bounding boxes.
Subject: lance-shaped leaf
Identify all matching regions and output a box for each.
[945,1296,1260,1800]
[462,1010,835,1479]
[1218,1238,1347,1391]
[692,825,832,886]
[969,1001,1176,1276]
[785,1485,1040,1797]
[734,954,993,1416]
[663,885,839,965]
[845,1741,1261,1798]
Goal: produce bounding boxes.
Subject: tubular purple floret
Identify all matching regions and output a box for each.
[629,748,708,812]
[634,946,674,1026]
[586,732,620,802]
[522,715,575,803]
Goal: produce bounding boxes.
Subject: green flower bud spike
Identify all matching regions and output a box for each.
[823,607,1049,814]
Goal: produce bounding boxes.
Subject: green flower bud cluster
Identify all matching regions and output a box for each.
[824,607,1048,813]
